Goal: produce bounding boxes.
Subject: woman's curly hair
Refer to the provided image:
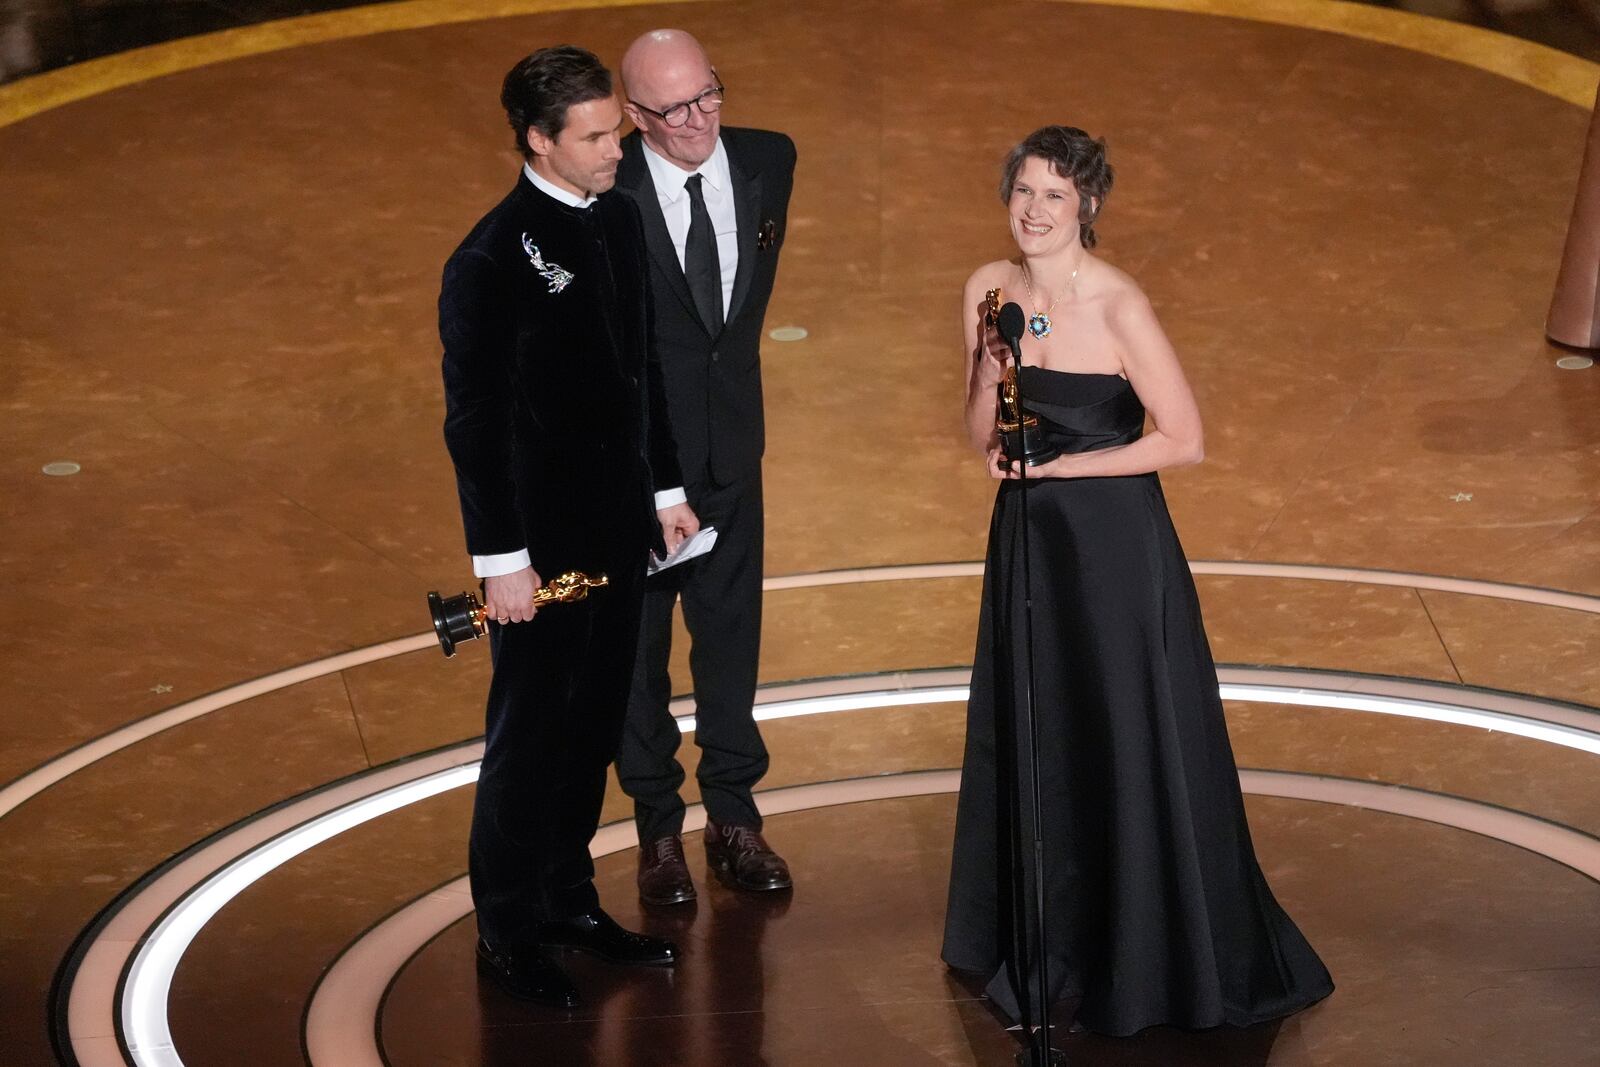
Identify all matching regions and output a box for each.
[999,126,1114,249]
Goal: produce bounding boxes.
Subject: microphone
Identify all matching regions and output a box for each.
[997,301,1027,361]
[990,302,1056,1064]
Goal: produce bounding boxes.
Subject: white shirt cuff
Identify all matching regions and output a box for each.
[472,549,531,579]
[654,487,687,509]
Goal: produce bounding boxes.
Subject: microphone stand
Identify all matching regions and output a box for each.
[999,322,1066,1067]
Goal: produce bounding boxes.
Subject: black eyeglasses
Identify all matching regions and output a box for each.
[630,73,725,128]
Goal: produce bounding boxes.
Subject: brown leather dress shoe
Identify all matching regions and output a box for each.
[704,819,793,892]
[638,833,697,906]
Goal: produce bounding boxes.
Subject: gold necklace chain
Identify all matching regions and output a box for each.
[1020,262,1079,340]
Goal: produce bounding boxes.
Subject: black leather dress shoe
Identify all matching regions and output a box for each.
[535,909,678,966]
[704,820,793,892]
[475,938,581,1007]
[638,833,698,906]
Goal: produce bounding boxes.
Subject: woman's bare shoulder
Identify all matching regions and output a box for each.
[964,259,1015,295]
[1088,259,1155,319]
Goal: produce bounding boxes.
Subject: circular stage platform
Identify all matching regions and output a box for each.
[3,1,1600,1065]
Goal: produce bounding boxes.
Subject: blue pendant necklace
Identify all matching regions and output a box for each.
[1021,262,1079,339]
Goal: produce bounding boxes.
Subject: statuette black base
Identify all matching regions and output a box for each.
[1000,422,1062,468]
[428,590,484,658]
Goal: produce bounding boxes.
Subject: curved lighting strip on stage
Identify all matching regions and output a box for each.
[59,667,1600,1067]
[121,766,483,1066]
[761,559,1600,615]
[8,562,1599,823]
[0,634,436,821]
[0,0,717,128]
[61,745,484,1067]
[1,0,1593,129]
[301,766,1600,1067]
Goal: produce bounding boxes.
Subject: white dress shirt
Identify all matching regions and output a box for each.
[472,164,686,580]
[522,160,595,207]
[640,137,739,319]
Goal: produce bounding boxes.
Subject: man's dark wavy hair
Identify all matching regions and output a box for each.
[999,126,1114,249]
[501,46,613,158]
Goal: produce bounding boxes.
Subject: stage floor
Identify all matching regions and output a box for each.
[3,1,1600,1064]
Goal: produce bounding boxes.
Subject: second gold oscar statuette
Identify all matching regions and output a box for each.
[425,571,609,657]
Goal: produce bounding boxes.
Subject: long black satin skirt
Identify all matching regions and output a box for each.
[941,473,1333,1036]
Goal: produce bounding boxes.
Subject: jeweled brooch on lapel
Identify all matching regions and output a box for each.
[757,220,777,250]
[521,233,575,294]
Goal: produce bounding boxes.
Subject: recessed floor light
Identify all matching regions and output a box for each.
[42,461,81,476]
[768,326,808,342]
[1556,355,1593,370]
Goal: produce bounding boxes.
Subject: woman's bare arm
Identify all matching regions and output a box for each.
[994,283,1203,480]
[963,267,1010,453]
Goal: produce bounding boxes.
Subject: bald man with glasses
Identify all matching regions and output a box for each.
[616,29,797,907]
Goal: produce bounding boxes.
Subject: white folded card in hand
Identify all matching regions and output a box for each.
[649,525,718,574]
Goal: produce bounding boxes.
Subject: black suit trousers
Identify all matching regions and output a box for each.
[469,554,645,945]
[619,475,767,841]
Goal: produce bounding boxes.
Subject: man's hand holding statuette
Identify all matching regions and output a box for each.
[484,566,542,624]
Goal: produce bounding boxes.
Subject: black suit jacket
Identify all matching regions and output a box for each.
[616,127,796,487]
[440,174,682,571]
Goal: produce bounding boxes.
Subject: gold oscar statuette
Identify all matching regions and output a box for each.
[988,287,1061,468]
[426,571,609,657]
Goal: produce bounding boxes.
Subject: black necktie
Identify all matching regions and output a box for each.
[684,174,723,332]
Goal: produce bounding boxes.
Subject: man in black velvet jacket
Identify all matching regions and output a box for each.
[439,45,699,1008]
[615,30,797,906]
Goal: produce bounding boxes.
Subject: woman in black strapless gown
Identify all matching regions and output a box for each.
[942,127,1333,1038]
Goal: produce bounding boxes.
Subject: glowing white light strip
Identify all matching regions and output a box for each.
[739,682,1600,757]
[757,686,971,717]
[734,685,971,730]
[13,560,1599,825]
[304,769,966,1067]
[87,672,1600,1067]
[1219,684,1600,755]
[119,764,477,1065]
[303,767,1600,1067]
[304,770,965,1067]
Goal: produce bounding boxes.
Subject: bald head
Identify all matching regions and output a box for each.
[620,29,722,170]
[621,29,711,101]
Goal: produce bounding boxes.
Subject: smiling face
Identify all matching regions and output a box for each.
[621,31,721,171]
[1008,154,1090,258]
[527,95,625,198]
